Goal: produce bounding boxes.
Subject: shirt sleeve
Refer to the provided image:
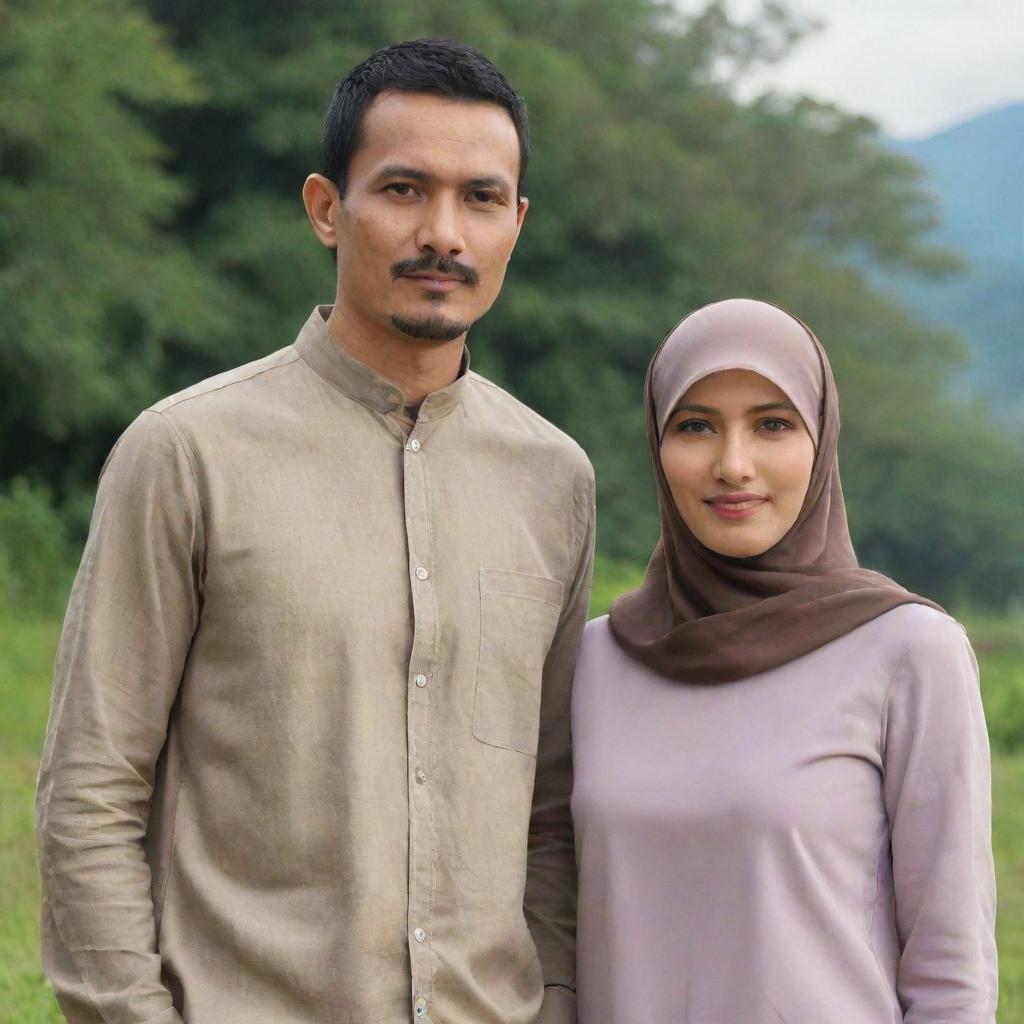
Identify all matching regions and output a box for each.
[36,409,202,1024]
[882,612,998,1023]
[525,458,595,1024]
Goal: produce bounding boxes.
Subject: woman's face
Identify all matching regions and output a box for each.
[660,368,816,558]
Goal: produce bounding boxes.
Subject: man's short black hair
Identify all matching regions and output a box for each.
[321,37,530,199]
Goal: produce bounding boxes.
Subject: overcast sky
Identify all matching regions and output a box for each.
[698,0,1024,138]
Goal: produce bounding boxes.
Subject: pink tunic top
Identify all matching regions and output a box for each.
[571,604,997,1023]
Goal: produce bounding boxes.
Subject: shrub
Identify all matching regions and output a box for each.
[0,479,75,610]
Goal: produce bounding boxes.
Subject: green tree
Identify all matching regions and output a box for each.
[0,0,228,492]
[3,0,1021,607]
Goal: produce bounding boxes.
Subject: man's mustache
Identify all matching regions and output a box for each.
[391,254,480,287]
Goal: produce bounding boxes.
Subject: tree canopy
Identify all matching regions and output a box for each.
[1,0,1020,607]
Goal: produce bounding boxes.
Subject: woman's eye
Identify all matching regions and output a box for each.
[677,420,712,434]
[759,418,792,433]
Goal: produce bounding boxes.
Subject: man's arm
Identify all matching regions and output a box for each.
[36,410,202,1024]
[525,459,596,1024]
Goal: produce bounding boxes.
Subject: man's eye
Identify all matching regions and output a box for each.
[470,190,500,204]
[386,183,417,197]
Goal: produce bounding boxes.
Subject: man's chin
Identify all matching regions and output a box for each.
[391,313,474,342]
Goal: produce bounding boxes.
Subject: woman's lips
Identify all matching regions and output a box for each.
[705,495,770,519]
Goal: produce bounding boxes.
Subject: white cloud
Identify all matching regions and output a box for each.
[685,0,1024,137]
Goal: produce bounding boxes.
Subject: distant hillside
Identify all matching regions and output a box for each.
[886,102,1024,421]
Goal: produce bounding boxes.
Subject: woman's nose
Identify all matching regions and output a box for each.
[713,433,755,485]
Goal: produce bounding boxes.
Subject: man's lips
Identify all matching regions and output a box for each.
[402,273,465,292]
[704,493,770,519]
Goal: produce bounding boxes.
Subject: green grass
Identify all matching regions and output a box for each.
[973,608,1024,1018]
[0,603,63,1023]
[2,588,1023,1021]
[962,609,1024,756]
[590,555,645,618]
[996,755,1024,1021]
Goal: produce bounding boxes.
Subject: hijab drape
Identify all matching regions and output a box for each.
[608,298,942,684]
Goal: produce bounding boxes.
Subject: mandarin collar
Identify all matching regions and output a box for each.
[294,305,471,420]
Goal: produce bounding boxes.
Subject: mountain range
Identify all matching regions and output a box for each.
[883,102,1024,423]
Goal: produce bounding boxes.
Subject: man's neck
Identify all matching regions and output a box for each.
[325,306,465,408]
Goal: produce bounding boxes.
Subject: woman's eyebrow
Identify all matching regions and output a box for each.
[671,400,798,416]
[750,401,798,413]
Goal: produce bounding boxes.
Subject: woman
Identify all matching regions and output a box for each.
[571,299,997,1023]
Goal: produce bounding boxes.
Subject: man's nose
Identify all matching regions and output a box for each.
[415,194,466,256]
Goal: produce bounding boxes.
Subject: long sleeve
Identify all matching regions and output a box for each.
[36,410,202,1024]
[882,614,998,1023]
[526,461,595,1024]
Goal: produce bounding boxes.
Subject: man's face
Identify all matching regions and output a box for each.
[333,90,527,343]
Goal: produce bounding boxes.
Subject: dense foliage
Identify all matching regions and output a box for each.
[1,0,1022,607]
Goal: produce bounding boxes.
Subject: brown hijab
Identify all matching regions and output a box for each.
[608,298,942,684]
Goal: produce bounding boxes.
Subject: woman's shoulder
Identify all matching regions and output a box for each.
[873,602,978,696]
[578,614,615,662]
[858,602,969,655]
[878,605,986,760]
[574,614,636,682]
[576,604,975,690]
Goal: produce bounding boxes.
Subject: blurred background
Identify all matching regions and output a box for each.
[1,1,1021,1020]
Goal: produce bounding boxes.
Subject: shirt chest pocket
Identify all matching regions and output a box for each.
[473,568,565,757]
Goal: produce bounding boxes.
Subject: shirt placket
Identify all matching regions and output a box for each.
[402,414,439,1023]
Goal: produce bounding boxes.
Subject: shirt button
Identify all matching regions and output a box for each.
[408,438,421,452]
[415,566,429,581]
[414,997,427,1015]
[414,673,428,688]
[414,927,426,942]
[415,769,427,784]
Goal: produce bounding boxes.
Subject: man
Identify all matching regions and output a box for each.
[36,38,594,1024]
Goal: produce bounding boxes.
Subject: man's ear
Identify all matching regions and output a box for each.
[515,195,529,234]
[302,174,340,248]
[509,195,529,257]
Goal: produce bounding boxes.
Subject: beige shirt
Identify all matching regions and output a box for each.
[36,307,595,1024]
